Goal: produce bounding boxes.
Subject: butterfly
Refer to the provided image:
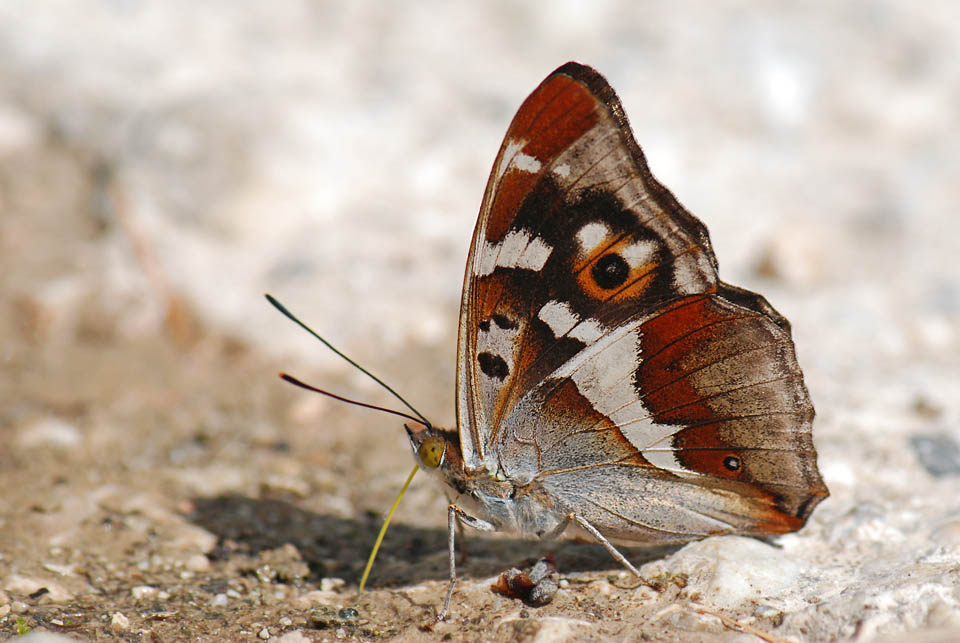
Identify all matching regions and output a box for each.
[403,62,828,619]
[272,61,828,622]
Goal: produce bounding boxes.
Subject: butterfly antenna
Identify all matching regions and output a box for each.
[265,294,432,428]
[279,373,428,427]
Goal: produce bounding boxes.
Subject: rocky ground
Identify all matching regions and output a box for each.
[1,2,958,641]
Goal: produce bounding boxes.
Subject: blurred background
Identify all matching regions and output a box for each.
[3,2,956,376]
[1,1,958,639]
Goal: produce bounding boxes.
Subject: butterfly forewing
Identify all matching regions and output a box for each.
[457,64,722,471]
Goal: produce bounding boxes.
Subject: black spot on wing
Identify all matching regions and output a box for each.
[502,177,674,317]
[492,314,518,330]
[591,253,630,289]
[478,352,509,380]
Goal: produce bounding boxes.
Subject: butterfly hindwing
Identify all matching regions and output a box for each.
[502,292,823,538]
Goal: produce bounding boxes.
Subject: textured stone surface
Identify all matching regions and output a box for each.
[1,2,957,640]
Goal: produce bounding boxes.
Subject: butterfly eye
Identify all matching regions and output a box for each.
[591,253,629,289]
[418,436,446,469]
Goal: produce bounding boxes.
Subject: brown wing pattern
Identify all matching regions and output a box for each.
[455,62,826,536]
[456,63,719,470]
[498,294,826,539]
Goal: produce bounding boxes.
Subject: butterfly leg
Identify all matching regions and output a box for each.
[570,513,642,578]
[437,504,496,622]
[538,513,639,577]
[455,517,470,563]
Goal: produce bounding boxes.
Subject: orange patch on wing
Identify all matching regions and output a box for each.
[639,296,734,357]
[575,262,659,303]
[573,235,661,302]
[518,77,599,161]
[636,297,735,424]
[486,170,541,242]
[485,73,601,241]
[744,496,805,534]
[474,272,511,324]
[609,270,658,304]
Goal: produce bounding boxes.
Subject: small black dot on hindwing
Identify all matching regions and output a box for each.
[477,352,509,380]
[723,456,741,472]
[592,253,630,289]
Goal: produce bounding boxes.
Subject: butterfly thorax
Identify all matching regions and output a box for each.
[406,424,566,539]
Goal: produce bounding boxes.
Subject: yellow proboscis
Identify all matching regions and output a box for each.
[357,464,420,594]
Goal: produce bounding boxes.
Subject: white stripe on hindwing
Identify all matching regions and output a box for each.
[549,319,690,474]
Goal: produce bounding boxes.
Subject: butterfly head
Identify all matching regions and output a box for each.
[404,423,466,476]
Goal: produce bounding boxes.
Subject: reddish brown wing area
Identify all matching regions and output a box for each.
[456,63,720,469]
[482,73,602,242]
[455,62,827,539]
[516,291,826,541]
[636,294,827,526]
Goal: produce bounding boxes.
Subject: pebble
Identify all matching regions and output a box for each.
[5,574,43,594]
[641,536,801,609]
[258,627,270,639]
[211,593,228,606]
[42,563,74,576]
[278,616,293,627]
[131,585,159,600]
[166,524,219,553]
[185,553,211,572]
[295,590,339,607]
[2,575,73,602]
[320,578,345,592]
[14,633,78,643]
[275,632,310,643]
[110,612,130,632]
[515,616,591,640]
[16,417,83,450]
